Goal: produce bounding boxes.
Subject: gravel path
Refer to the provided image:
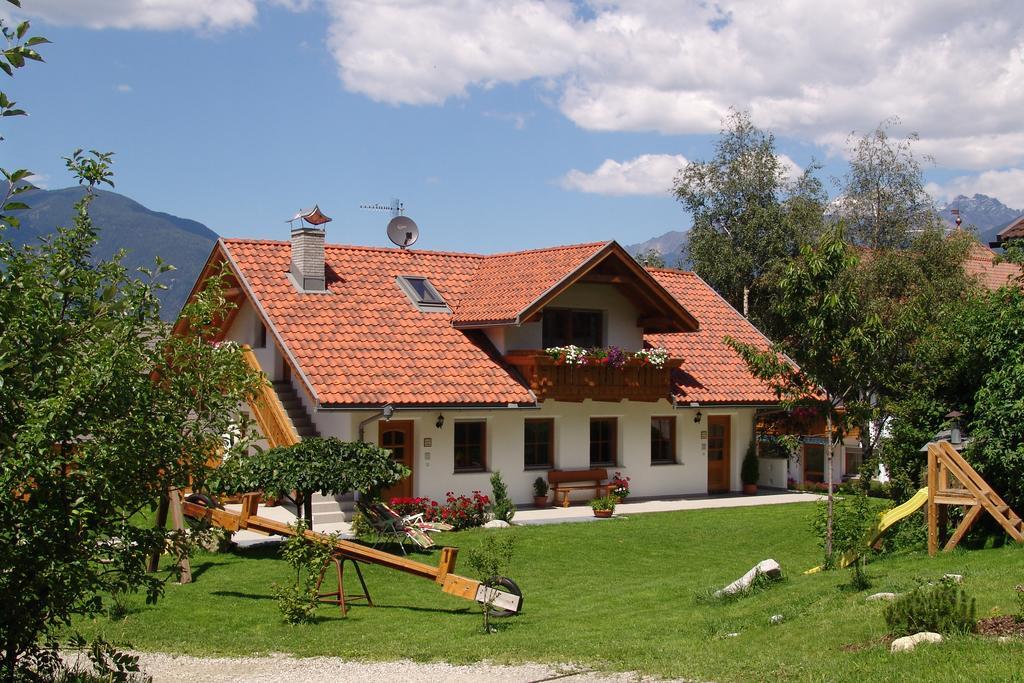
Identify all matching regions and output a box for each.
[133,652,688,682]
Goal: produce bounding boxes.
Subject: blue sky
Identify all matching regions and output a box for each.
[5,2,1023,253]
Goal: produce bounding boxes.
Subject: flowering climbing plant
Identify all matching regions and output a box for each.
[544,345,672,369]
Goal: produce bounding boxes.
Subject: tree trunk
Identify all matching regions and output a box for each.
[825,410,834,562]
[303,494,313,529]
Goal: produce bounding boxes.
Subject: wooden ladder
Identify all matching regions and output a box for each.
[927,440,1024,555]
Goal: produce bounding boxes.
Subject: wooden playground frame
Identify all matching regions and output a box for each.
[926,440,1024,555]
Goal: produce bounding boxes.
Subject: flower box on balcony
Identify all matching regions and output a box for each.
[504,350,682,403]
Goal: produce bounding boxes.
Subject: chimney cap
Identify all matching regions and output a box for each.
[287,204,332,227]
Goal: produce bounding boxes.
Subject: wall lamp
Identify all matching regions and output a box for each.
[693,410,703,424]
[436,413,445,429]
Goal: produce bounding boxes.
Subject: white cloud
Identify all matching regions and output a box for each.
[777,154,802,183]
[18,0,258,31]
[560,154,687,196]
[927,169,1024,211]
[115,84,132,93]
[17,1,1024,172]
[319,1,1024,169]
[27,173,49,189]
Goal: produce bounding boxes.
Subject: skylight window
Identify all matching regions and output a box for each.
[397,276,449,312]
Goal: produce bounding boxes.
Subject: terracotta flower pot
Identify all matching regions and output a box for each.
[593,509,613,518]
[533,495,549,508]
[742,483,758,495]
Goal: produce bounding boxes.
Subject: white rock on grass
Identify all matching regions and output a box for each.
[891,632,943,653]
[769,614,784,625]
[943,573,963,583]
[714,559,782,597]
[866,592,897,602]
[483,520,511,528]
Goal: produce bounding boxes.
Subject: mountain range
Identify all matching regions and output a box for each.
[6,186,218,319]
[627,194,1023,265]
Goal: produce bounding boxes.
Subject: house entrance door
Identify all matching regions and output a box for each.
[379,420,414,501]
[707,415,731,493]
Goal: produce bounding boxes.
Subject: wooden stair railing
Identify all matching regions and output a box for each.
[927,440,1024,555]
[241,345,300,448]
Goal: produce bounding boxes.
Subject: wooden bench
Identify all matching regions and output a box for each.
[548,468,611,507]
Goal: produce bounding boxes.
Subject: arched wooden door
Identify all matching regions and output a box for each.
[379,420,414,501]
[707,415,731,493]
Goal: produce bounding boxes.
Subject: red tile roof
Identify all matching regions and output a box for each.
[220,239,778,407]
[452,242,610,326]
[963,241,1022,290]
[224,239,534,407]
[649,269,779,405]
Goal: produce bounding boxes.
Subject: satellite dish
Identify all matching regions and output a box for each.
[387,215,419,249]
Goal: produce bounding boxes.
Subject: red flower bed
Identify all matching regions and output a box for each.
[388,490,491,530]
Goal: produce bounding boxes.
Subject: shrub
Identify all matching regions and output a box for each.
[741,441,759,486]
[811,489,878,587]
[590,495,617,512]
[532,476,549,497]
[490,470,516,523]
[272,520,334,625]
[884,579,976,636]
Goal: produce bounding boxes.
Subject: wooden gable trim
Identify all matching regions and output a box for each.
[174,239,322,410]
[515,242,699,332]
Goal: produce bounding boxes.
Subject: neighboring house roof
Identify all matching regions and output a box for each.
[963,241,1022,290]
[207,238,778,408]
[649,270,780,405]
[994,215,1024,245]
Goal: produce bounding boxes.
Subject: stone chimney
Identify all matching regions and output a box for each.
[289,205,331,292]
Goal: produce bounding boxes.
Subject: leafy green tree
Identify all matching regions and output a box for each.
[212,437,408,527]
[727,225,889,560]
[966,286,1024,515]
[835,118,941,249]
[0,151,263,676]
[633,248,665,269]
[0,1,49,232]
[674,109,826,331]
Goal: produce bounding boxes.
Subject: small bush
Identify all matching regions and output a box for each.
[490,470,516,523]
[884,579,976,636]
[1015,584,1024,624]
[272,521,335,625]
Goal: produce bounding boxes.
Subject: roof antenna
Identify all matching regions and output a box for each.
[360,197,419,249]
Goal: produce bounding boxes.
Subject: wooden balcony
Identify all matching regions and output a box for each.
[504,350,682,403]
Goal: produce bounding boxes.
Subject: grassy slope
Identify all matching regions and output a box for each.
[77,503,1024,682]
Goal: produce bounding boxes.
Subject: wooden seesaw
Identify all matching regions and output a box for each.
[175,492,522,615]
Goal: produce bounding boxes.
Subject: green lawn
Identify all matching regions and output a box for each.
[77,503,1024,682]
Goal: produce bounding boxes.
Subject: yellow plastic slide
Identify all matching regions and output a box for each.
[804,487,929,574]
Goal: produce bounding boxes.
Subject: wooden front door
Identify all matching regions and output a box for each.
[707,415,731,493]
[379,420,414,501]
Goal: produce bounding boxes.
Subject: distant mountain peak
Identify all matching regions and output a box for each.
[7,186,218,319]
[939,194,1021,246]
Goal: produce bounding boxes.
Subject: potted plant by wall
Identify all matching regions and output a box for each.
[532,476,550,508]
[590,495,616,518]
[741,441,759,495]
[609,471,630,503]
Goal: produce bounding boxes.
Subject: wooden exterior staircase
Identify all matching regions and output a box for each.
[927,440,1024,555]
[240,347,350,525]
